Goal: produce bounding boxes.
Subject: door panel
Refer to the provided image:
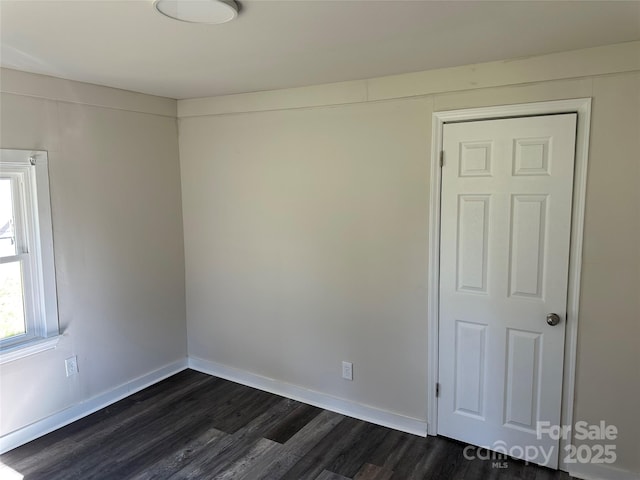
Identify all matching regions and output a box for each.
[457,195,490,293]
[504,328,541,431]
[437,114,577,468]
[454,320,487,419]
[509,194,547,298]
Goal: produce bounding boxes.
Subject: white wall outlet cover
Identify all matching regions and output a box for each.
[65,356,78,377]
[342,361,353,381]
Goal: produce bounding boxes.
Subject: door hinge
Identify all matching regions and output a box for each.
[436,382,440,397]
[439,151,445,167]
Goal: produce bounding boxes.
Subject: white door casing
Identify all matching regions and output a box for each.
[436,114,577,468]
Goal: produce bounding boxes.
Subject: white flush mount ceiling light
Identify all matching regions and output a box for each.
[154,0,238,24]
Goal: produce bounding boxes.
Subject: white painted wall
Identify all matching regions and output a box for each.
[178,43,640,477]
[0,69,187,437]
[180,99,432,420]
[0,41,638,479]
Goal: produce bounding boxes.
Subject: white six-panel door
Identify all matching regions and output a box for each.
[437,114,577,468]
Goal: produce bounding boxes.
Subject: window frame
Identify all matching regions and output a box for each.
[0,149,59,363]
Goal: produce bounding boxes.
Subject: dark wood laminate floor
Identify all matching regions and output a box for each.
[1,369,573,480]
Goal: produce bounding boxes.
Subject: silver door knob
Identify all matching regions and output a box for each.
[546,313,561,326]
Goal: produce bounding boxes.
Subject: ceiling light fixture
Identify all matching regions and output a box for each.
[154,0,238,24]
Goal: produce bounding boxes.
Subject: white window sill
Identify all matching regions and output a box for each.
[0,336,60,365]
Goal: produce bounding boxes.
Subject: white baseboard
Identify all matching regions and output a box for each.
[4,355,637,480]
[188,356,428,437]
[0,358,188,454]
[569,462,640,480]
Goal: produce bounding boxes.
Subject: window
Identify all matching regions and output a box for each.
[0,149,59,363]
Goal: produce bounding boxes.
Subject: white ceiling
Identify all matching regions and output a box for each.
[1,0,639,100]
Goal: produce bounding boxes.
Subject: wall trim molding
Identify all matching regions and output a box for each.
[0,336,60,365]
[569,462,640,480]
[178,41,639,118]
[188,356,428,437]
[0,68,177,118]
[4,359,638,479]
[0,359,188,454]
[427,98,592,473]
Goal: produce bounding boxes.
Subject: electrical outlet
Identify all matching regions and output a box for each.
[65,356,78,377]
[342,361,353,381]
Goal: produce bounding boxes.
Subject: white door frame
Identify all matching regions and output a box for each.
[427,98,591,472]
